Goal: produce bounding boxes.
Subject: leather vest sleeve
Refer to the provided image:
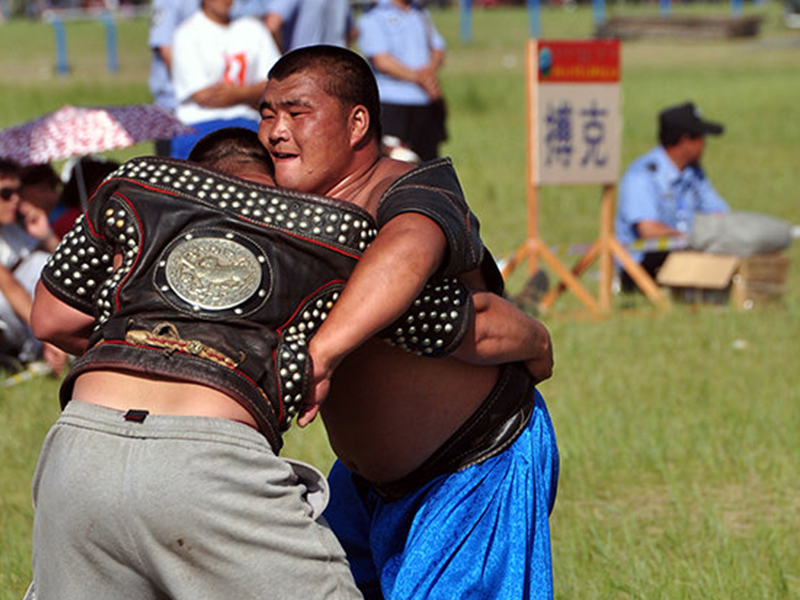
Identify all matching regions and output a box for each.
[374,158,504,354]
[41,215,115,315]
[376,158,486,279]
[379,277,474,358]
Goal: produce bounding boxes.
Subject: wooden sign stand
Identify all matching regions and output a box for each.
[537,183,669,311]
[501,40,668,315]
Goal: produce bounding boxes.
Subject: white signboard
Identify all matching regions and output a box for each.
[533,40,621,186]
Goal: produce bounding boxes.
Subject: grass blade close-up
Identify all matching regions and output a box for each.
[1,2,798,598]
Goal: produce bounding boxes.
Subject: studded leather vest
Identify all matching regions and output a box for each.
[41,157,378,452]
[42,157,486,453]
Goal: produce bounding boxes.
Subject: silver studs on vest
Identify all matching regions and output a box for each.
[44,215,114,314]
[380,279,471,358]
[92,201,142,325]
[276,286,341,424]
[113,158,377,254]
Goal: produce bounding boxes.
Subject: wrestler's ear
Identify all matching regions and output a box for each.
[348,104,370,148]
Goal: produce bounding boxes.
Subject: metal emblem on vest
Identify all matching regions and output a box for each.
[165,237,262,310]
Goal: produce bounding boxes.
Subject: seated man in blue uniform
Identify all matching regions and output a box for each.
[615,101,730,292]
[259,45,559,600]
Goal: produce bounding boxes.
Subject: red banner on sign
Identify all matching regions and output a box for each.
[537,40,620,83]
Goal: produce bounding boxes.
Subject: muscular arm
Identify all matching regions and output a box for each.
[453,291,553,384]
[1,274,70,376]
[304,211,554,424]
[31,280,95,356]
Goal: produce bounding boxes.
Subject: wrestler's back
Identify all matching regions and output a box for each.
[322,338,498,483]
[71,371,258,425]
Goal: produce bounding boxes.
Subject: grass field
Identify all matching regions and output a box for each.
[1,3,799,598]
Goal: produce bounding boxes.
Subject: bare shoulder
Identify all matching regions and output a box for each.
[361,158,413,215]
[377,157,414,181]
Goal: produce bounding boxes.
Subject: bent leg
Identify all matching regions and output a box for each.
[325,460,384,599]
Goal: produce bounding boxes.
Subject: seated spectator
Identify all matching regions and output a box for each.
[615,101,729,292]
[0,159,66,374]
[20,163,65,222]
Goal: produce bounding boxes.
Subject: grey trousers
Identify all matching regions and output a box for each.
[30,400,362,600]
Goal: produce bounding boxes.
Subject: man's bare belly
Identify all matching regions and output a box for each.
[71,371,258,427]
[321,339,499,483]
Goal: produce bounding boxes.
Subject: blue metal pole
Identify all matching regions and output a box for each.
[460,0,472,44]
[52,17,69,77]
[659,0,671,16]
[101,12,119,74]
[592,0,606,27]
[527,0,541,38]
[730,0,743,15]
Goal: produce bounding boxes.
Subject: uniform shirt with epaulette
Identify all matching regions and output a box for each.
[615,145,729,263]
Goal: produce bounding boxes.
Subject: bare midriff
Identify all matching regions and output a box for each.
[71,370,258,427]
[321,338,499,483]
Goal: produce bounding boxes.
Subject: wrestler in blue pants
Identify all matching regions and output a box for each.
[325,389,559,600]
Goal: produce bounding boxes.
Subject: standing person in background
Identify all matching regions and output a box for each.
[19,164,63,223]
[615,101,729,291]
[168,0,280,159]
[357,0,447,162]
[148,0,200,156]
[265,0,356,53]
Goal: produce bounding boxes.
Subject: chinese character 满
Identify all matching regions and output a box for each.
[544,101,573,168]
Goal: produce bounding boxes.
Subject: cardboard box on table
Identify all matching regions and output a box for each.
[656,251,790,310]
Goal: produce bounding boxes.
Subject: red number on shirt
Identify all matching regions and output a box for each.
[224,53,247,86]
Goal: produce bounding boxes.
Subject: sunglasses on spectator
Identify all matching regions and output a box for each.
[0,186,22,201]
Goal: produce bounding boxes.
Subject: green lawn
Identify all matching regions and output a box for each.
[1,3,799,598]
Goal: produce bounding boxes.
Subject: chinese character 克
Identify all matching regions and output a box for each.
[543,98,609,170]
[580,100,607,168]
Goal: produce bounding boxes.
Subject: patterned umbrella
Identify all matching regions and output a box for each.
[0,104,194,166]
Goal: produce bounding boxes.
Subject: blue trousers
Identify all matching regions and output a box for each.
[325,389,559,600]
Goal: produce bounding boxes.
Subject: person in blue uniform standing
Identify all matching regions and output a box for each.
[265,0,355,53]
[615,101,730,291]
[357,0,447,162]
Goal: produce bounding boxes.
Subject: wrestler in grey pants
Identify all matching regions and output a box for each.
[29,400,362,600]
